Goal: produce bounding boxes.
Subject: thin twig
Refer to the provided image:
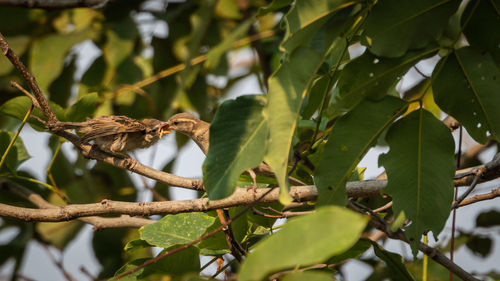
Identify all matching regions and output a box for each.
[348,200,480,281]
[456,186,500,208]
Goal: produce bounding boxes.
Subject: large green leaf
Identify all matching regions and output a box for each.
[264,46,323,204]
[65,92,99,122]
[238,206,368,281]
[379,109,455,254]
[30,30,90,93]
[432,47,500,143]
[463,0,500,65]
[333,48,437,112]
[280,0,355,53]
[203,95,268,199]
[363,0,460,57]
[0,96,66,130]
[314,96,407,206]
[139,213,215,249]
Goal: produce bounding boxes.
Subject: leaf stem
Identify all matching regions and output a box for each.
[0,104,33,171]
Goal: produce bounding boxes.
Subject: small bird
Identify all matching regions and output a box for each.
[165,113,304,185]
[55,115,169,156]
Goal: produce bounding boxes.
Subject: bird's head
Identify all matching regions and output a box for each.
[165,113,200,137]
[141,118,169,142]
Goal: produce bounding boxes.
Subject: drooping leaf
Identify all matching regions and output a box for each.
[333,47,437,112]
[372,241,415,281]
[379,109,455,255]
[140,213,215,249]
[363,0,460,57]
[463,0,500,65]
[264,46,323,204]
[315,96,407,206]
[280,0,356,54]
[432,47,500,143]
[238,206,368,281]
[203,95,268,199]
[65,92,99,122]
[0,96,67,130]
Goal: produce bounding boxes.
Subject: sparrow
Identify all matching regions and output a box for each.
[55,115,169,156]
[165,113,305,185]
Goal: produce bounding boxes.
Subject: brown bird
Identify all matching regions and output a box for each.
[165,113,305,185]
[55,115,168,156]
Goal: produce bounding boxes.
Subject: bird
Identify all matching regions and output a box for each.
[54,115,169,156]
[165,112,305,186]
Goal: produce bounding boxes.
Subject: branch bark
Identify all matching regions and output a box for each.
[1,179,153,229]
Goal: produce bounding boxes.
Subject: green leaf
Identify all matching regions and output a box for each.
[265,46,323,204]
[0,36,29,76]
[124,239,152,253]
[282,271,336,281]
[363,0,460,57]
[215,0,242,19]
[372,241,415,281]
[0,96,66,129]
[140,213,215,249]
[334,48,437,112]
[280,0,355,53]
[315,96,407,206]
[257,0,293,16]
[30,30,90,93]
[115,247,200,280]
[103,17,138,71]
[36,221,84,250]
[463,0,500,65]
[203,95,268,199]
[432,47,500,143]
[7,131,30,166]
[204,19,252,70]
[65,92,99,122]
[326,238,372,264]
[379,109,455,255]
[238,206,368,281]
[302,75,331,120]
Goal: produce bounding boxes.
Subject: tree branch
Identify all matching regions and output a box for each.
[1,179,154,229]
[348,201,480,281]
[0,0,108,9]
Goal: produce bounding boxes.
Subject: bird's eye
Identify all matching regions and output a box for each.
[173,121,179,126]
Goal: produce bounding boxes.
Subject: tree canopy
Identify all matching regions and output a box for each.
[0,0,499,280]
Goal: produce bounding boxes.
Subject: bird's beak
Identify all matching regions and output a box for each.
[159,123,172,138]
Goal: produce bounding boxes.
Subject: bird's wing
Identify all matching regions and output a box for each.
[80,116,147,142]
